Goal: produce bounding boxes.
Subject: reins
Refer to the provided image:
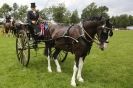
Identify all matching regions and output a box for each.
[82,28,100,45]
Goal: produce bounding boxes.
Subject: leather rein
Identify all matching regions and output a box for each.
[82,27,100,45]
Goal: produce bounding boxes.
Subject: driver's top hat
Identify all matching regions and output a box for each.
[31,3,36,8]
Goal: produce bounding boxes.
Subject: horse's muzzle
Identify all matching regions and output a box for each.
[99,42,108,51]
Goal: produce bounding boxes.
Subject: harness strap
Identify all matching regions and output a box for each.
[63,24,74,36]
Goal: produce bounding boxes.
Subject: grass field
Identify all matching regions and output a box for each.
[0,30,133,88]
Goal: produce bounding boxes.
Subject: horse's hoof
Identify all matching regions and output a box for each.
[48,68,52,72]
[71,81,76,87]
[77,77,84,82]
[57,68,62,73]
[48,70,52,72]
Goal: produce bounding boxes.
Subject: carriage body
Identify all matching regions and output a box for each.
[15,22,68,66]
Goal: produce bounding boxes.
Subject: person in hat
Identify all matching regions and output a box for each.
[27,3,39,25]
[27,3,39,49]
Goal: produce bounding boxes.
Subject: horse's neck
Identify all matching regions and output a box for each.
[85,28,97,41]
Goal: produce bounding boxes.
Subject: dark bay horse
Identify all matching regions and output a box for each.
[4,22,12,36]
[3,20,16,37]
[44,17,113,87]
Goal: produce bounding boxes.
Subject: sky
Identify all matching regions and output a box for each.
[0,0,133,17]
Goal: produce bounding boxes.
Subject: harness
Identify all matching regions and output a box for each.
[63,24,74,36]
[63,24,79,43]
[82,28,100,45]
[62,24,98,44]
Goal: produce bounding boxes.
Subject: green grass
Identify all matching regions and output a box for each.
[0,30,133,88]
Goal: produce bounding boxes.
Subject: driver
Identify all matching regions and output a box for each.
[27,3,39,49]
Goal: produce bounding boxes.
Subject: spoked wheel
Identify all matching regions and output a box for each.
[51,48,68,62]
[16,30,30,67]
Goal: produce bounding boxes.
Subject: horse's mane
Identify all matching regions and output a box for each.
[83,16,105,22]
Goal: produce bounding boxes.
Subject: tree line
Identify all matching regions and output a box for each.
[111,15,133,28]
[0,2,133,28]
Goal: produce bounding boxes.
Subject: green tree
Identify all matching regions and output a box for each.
[40,4,72,25]
[17,5,28,21]
[111,14,132,28]
[39,8,52,20]
[119,14,129,28]
[12,3,19,19]
[81,2,109,19]
[0,9,3,17]
[81,2,97,19]
[129,15,133,25]
[13,3,19,11]
[98,6,109,18]
[70,10,80,24]
[111,16,116,27]
[63,10,71,25]
[52,3,67,23]
[0,3,12,17]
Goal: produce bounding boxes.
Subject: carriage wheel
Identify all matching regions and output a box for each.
[51,48,68,62]
[16,30,30,66]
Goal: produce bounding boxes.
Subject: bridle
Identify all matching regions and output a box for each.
[82,23,112,46]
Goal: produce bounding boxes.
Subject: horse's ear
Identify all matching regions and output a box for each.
[106,19,110,23]
[109,30,113,37]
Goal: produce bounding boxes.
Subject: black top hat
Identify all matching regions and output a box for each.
[31,3,36,8]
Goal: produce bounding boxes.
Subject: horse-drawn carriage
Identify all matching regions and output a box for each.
[15,22,68,66]
[15,16,113,87]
